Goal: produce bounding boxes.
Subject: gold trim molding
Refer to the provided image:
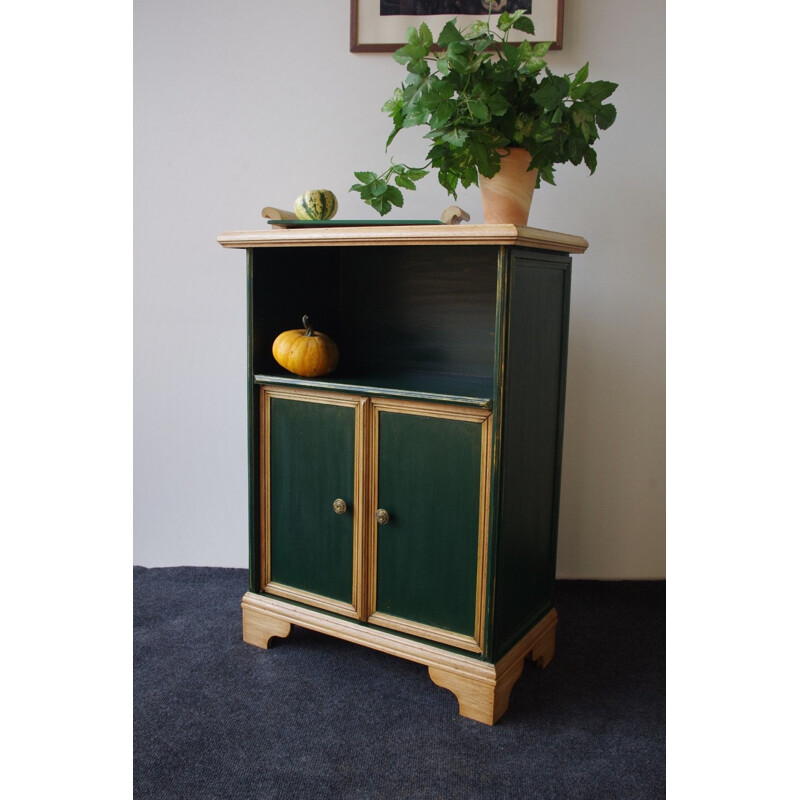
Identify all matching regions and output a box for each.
[260,387,367,619]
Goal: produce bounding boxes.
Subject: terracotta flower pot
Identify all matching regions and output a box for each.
[479,148,538,226]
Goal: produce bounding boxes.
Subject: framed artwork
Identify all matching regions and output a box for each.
[350,0,564,53]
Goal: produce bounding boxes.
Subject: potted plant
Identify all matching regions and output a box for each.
[350,5,618,225]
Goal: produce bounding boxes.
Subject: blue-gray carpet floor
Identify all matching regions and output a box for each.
[134,567,665,799]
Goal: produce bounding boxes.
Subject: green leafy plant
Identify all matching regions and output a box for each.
[350,5,618,216]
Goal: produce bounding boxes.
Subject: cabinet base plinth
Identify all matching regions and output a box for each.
[240,592,557,725]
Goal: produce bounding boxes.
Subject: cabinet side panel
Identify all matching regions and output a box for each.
[493,253,571,657]
[248,252,261,592]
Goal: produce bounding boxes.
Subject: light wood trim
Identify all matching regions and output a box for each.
[264,583,360,620]
[259,386,368,619]
[497,608,558,676]
[367,397,492,653]
[260,385,365,408]
[440,205,470,225]
[261,206,297,221]
[259,388,270,602]
[242,604,291,650]
[367,395,492,424]
[474,410,493,651]
[428,665,509,725]
[352,394,369,617]
[366,401,380,632]
[527,614,557,669]
[366,612,482,653]
[218,224,588,254]
[241,593,558,725]
[361,394,374,622]
[242,591,496,677]
[429,609,558,724]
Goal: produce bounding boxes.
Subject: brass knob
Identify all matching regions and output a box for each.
[375,508,390,525]
[332,498,347,515]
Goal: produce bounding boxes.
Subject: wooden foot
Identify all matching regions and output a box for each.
[242,599,291,650]
[428,660,523,725]
[428,609,558,725]
[527,611,557,668]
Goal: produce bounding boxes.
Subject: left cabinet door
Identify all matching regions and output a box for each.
[260,388,366,619]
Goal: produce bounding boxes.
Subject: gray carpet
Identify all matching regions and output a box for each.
[134,567,665,799]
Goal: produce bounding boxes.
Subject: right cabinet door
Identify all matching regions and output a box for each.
[368,399,492,653]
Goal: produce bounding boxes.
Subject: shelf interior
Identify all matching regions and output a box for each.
[251,244,499,406]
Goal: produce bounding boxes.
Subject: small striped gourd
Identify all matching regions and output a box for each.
[272,315,339,377]
[294,189,338,221]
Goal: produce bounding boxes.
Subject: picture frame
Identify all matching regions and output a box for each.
[350,1,564,53]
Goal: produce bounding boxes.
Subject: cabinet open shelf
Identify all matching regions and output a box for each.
[249,244,499,402]
[254,370,494,408]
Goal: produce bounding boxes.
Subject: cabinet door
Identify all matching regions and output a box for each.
[261,388,366,619]
[368,400,491,653]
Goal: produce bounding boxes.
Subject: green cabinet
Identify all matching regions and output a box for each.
[219,223,587,724]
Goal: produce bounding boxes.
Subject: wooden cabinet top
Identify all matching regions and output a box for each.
[217,223,588,254]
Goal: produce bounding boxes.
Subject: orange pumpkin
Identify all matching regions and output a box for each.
[272,315,339,377]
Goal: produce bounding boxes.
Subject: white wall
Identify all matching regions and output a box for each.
[134,0,664,577]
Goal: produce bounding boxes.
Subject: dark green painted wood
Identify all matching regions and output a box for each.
[250,245,498,396]
[246,239,575,664]
[491,250,572,658]
[251,247,343,376]
[339,246,497,379]
[375,411,483,637]
[482,245,511,657]
[268,397,355,604]
[247,250,261,593]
